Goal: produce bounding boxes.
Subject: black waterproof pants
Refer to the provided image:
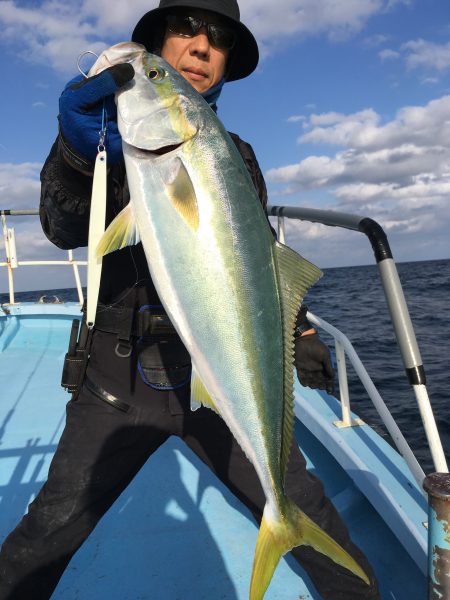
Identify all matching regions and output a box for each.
[0,331,379,600]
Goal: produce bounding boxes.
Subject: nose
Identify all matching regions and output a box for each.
[189,27,210,58]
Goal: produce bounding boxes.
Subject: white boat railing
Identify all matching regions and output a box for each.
[307,310,426,488]
[1,207,447,485]
[1,210,86,305]
[270,204,448,479]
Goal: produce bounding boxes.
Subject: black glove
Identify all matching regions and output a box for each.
[58,63,135,167]
[294,333,335,395]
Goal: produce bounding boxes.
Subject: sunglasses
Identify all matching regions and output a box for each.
[166,14,236,50]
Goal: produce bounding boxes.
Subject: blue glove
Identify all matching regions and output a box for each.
[59,63,134,165]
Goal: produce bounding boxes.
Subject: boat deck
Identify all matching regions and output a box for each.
[0,304,427,599]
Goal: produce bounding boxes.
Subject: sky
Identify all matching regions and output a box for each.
[0,0,450,292]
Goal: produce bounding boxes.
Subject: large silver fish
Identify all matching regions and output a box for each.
[90,42,369,599]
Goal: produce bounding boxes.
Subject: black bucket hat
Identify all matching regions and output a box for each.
[132,0,259,82]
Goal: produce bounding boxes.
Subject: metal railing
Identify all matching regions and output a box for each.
[269,204,448,478]
[307,310,426,487]
[1,210,86,305]
[2,206,450,595]
[2,207,447,479]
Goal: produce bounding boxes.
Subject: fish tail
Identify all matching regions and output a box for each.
[249,499,370,600]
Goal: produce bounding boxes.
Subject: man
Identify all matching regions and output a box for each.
[0,1,378,598]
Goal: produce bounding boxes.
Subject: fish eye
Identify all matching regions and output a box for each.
[147,67,166,82]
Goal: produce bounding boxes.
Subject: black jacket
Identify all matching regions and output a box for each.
[40,132,269,309]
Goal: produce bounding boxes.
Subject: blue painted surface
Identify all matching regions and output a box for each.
[428,505,450,587]
[0,304,428,599]
[295,386,429,574]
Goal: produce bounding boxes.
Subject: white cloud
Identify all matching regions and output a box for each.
[297,96,450,151]
[385,0,413,8]
[241,0,386,42]
[0,0,403,73]
[287,115,306,123]
[379,38,450,74]
[0,0,149,74]
[266,95,450,261]
[297,108,381,148]
[79,0,151,34]
[421,77,439,85]
[363,33,390,48]
[0,163,42,208]
[379,48,400,60]
[308,108,379,127]
[402,38,450,71]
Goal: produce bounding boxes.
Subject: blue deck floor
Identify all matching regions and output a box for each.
[0,305,427,599]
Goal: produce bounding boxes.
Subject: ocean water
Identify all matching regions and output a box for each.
[307,258,450,475]
[1,258,449,473]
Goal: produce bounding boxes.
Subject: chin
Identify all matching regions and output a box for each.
[191,82,208,94]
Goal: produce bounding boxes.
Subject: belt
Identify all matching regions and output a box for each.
[93,305,178,338]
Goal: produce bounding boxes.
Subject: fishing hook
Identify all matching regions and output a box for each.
[77,50,100,79]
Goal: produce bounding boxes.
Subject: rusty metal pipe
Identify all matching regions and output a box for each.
[423,473,450,599]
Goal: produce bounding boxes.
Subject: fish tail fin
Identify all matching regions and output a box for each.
[250,500,370,600]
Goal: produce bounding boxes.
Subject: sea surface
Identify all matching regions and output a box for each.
[1,258,449,474]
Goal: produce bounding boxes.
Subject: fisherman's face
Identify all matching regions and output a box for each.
[161,10,230,94]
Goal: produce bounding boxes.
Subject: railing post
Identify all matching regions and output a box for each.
[335,340,351,426]
[423,473,450,599]
[333,339,364,428]
[277,216,286,244]
[68,250,84,305]
[1,215,15,304]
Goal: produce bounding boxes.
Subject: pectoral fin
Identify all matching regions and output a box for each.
[161,156,199,230]
[96,203,140,257]
[190,365,219,414]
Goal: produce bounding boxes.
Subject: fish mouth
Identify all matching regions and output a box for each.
[135,142,183,156]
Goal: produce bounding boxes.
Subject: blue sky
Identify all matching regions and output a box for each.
[1,0,450,292]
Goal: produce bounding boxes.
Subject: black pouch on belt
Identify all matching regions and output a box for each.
[137,332,191,390]
[61,318,93,396]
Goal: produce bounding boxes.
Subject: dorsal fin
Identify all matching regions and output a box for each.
[273,241,322,480]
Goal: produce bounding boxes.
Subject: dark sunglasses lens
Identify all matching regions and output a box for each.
[166,15,236,50]
[167,15,196,36]
[209,25,236,50]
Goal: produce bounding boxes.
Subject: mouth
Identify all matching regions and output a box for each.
[135,142,183,156]
[182,67,208,81]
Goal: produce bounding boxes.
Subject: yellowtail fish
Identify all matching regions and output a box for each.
[90,42,369,599]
